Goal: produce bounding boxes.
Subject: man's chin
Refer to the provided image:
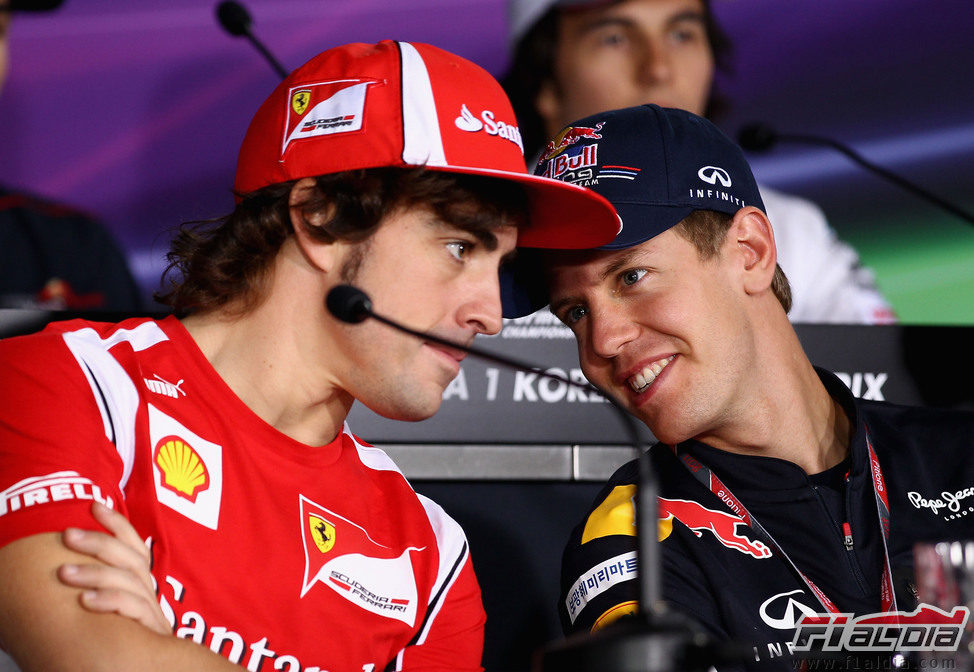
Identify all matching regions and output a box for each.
[367,394,443,423]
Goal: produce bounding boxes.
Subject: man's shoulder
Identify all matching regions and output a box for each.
[0,317,135,362]
[342,430,470,547]
[860,398,974,444]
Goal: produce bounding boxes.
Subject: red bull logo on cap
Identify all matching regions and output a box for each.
[659,497,772,560]
[541,144,599,180]
[541,122,604,162]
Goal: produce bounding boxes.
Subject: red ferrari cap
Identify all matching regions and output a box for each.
[234,40,619,249]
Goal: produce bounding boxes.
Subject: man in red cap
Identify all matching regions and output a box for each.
[0,40,618,671]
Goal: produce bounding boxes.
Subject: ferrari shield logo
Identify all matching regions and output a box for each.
[291,89,311,115]
[309,514,335,553]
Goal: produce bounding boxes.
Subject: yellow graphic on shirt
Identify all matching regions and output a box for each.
[593,601,639,631]
[154,437,209,502]
[581,484,673,543]
[309,514,336,553]
[292,90,311,115]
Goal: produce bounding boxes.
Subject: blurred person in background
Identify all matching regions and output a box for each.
[502,0,897,324]
[0,0,142,311]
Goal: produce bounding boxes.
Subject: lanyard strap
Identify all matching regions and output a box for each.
[671,433,897,616]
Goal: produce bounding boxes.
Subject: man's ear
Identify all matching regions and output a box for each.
[289,177,338,272]
[730,206,777,296]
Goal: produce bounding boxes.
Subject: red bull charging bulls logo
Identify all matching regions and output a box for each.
[541,122,604,162]
[659,498,772,559]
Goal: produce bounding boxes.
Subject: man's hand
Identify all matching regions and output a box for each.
[57,501,170,635]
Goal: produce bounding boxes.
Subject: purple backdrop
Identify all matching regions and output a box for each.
[2,0,972,318]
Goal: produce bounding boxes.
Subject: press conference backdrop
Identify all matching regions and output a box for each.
[1,1,972,667]
[1,0,972,322]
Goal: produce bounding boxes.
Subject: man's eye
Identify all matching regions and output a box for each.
[670,24,705,45]
[446,241,470,260]
[621,269,647,286]
[597,30,628,48]
[564,306,588,325]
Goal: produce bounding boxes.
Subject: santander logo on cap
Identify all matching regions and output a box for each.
[453,103,524,153]
[454,104,483,132]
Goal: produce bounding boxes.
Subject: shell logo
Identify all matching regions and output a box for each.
[153,436,210,502]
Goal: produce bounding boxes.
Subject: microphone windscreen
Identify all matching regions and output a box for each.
[737,123,778,152]
[326,285,373,324]
[216,0,252,36]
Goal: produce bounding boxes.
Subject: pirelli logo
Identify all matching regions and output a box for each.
[0,470,114,517]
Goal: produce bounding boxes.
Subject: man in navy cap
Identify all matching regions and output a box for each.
[504,104,974,668]
[502,0,896,325]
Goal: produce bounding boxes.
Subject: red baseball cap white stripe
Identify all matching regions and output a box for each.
[234,40,619,250]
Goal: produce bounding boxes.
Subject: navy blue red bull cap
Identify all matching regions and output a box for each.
[501,104,765,317]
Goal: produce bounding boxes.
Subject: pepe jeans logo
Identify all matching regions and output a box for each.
[908,486,974,520]
[697,165,732,187]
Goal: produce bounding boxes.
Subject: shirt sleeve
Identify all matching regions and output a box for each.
[558,478,729,643]
[393,495,486,671]
[0,329,128,549]
[395,553,485,671]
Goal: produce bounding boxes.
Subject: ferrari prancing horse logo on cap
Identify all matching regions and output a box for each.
[282,79,380,155]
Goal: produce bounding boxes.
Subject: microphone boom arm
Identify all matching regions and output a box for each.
[330,285,663,618]
[779,132,974,226]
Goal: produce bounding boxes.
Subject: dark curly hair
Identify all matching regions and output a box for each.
[156,167,528,316]
[501,0,733,159]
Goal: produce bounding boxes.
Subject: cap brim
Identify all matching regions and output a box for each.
[499,201,691,318]
[599,202,693,250]
[426,164,621,250]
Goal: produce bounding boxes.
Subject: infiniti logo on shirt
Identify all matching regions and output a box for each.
[759,589,818,630]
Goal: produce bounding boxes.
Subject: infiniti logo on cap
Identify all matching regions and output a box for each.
[697,166,732,188]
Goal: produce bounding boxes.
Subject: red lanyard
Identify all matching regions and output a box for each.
[671,432,898,616]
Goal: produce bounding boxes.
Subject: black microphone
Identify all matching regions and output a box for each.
[326,285,658,598]
[215,1,288,79]
[738,122,974,226]
[327,285,641,396]
[4,0,64,11]
[326,284,734,671]
[326,284,372,324]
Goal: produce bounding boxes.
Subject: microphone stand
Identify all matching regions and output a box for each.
[327,285,729,672]
[738,124,974,227]
[215,0,288,78]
